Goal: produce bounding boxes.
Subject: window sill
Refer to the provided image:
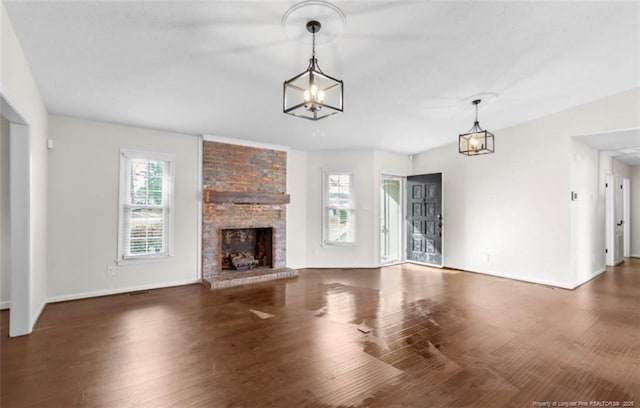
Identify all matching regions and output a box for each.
[116,254,173,266]
[323,242,357,247]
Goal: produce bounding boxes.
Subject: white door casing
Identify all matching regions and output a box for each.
[614,175,624,265]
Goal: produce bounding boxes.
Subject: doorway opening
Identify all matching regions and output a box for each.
[574,129,639,269]
[380,175,404,265]
[606,173,630,266]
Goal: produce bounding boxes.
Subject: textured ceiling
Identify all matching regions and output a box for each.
[4,1,640,153]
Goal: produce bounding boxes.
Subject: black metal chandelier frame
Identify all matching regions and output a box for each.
[458,99,495,156]
[283,20,344,121]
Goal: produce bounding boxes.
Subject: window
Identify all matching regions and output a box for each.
[118,149,174,262]
[323,171,355,245]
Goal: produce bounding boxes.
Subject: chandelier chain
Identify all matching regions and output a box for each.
[312,31,316,60]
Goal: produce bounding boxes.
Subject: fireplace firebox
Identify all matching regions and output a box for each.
[220,227,273,271]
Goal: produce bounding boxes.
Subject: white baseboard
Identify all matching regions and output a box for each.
[303,264,378,269]
[405,260,444,268]
[378,260,406,267]
[441,264,611,290]
[30,299,47,330]
[285,263,306,270]
[572,267,607,289]
[304,261,576,289]
[0,300,10,310]
[445,264,575,289]
[46,279,202,304]
[630,254,640,258]
[275,262,615,290]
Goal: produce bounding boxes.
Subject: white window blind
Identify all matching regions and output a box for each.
[118,150,174,262]
[323,171,355,245]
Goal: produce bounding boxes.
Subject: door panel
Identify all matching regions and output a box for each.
[407,173,442,266]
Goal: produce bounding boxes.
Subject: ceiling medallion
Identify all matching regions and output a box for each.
[281,0,346,44]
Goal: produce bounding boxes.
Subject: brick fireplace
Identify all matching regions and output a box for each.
[201,141,297,288]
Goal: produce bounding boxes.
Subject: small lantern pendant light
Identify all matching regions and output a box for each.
[283,20,344,121]
[459,99,495,156]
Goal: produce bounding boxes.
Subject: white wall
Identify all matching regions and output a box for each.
[47,116,200,300]
[570,140,603,286]
[305,149,375,267]
[374,150,412,177]
[1,3,49,328]
[0,116,9,307]
[569,146,631,285]
[413,140,570,284]
[286,149,308,269]
[612,157,631,179]
[630,166,640,257]
[413,88,640,288]
[304,149,410,268]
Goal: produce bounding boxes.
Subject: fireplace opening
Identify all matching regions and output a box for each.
[220,228,273,271]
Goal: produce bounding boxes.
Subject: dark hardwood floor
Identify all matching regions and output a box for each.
[2,259,639,407]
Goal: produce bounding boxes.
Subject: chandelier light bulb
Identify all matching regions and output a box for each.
[303,83,326,111]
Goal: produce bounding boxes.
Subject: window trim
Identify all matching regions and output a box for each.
[117,149,175,265]
[322,169,356,247]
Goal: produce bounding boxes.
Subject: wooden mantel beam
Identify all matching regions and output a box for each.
[203,189,290,205]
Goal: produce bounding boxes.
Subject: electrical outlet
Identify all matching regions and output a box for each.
[107,266,117,277]
[313,248,319,256]
[481,253,490,263]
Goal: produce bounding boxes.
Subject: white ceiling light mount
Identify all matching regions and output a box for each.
[283,1,345,121]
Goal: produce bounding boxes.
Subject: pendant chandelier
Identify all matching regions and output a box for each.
[283,20,344,121]
[458,99,495,156]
